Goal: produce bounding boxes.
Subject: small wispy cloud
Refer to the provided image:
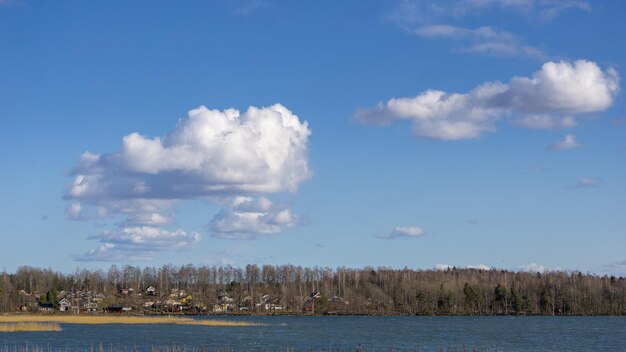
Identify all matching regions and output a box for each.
[415,24,545,59]
[467,218,479,225]
[390,0,590,25]
[389,0,589,59]
[379,226,425,239]
[547,134,583,151]
[571,177,602,189]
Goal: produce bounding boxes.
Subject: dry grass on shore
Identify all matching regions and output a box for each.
[0,322,62,332]
[0,315,259,327]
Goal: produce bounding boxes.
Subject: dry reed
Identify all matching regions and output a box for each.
[0,315,259,327]
[0,322,62,332]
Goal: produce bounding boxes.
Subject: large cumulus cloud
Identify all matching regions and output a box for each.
[69,104,311,200]
[355,60,619,140]
[67,104,311,261]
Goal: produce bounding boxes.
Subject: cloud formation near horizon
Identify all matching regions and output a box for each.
[209,197,301,240]
[355,60,618,140]
[379,226,425,239]
[435,263,492,271]
[74,227,201,262]
[67,104,311,261]
[519,262,549,272]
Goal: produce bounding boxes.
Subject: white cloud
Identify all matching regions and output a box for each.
[571,177,602,189]
[209,197,301,240]
[467,264,491,270]
[355,60,619,140]
[415,25,544,59]
[520,262,549,272]
[73,244,153,262]
[547,134,583,151]
[599,260,626,277]
[74,227,200,262]
[379,226,425,239]
[66,203,83,219]
[435,264,452,271]
[68,104,311,201]
[435,263,492,270]
[391,0,590,25]
[391,1,589,60]
[66,103,311,260]
[460,0,590,20]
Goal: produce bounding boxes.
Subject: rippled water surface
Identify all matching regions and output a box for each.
[1,316,625,351]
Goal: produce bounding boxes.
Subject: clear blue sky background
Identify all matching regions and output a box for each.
[0,0,624,274]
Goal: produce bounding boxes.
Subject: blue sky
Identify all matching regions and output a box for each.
[1,0,624,275]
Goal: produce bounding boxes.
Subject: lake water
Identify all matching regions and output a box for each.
[1,316,625,351]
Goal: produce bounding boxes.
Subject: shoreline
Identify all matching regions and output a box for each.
[0,315,260,326]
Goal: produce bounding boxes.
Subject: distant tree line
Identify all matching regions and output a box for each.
[0,264,624,315]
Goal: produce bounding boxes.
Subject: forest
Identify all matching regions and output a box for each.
[1,264,624,315]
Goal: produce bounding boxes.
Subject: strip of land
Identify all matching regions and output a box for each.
[0,322,62,332]
[0,315,259,326]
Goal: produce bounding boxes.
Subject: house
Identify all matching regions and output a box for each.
[92,293,106,302]
[193,303,207,312]
[217,290,230,301]
[58,298,72,311]
[257,302,272,310]
[145,286,156,296]
[83,302,98,312]
[119,288,134,295]
[309,291,322,299]
[168,289,187,299]
[163,298,183,312]
[212,303,233,313]
[38,303,54,312]
[164,298,180,306]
